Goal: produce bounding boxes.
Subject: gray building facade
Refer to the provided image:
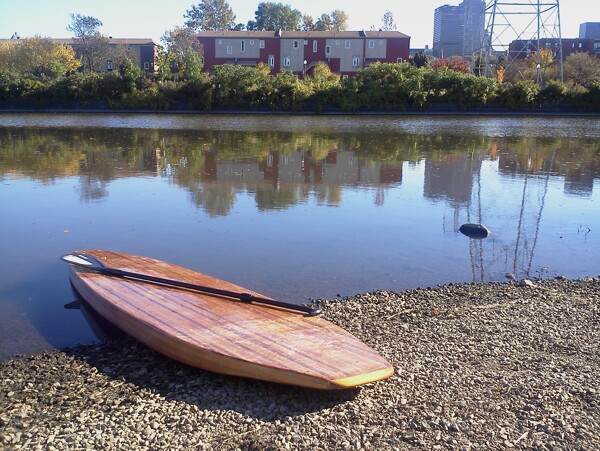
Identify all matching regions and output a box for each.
[433,0,486,58]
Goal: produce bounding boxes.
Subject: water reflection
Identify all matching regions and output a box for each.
[3,127,598,215]
[0,117,599,359]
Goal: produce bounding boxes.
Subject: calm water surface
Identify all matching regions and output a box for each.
[1,113,599,359]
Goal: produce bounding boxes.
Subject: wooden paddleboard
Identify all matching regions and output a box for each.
[66,250,394,389]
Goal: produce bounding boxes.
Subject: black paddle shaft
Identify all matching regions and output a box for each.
[61,253,322,316]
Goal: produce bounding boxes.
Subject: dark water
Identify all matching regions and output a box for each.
[1,113,599,360]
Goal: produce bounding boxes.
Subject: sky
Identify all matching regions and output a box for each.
[0,0,595,49]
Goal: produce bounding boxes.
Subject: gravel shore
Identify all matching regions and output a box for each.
[1,278,599,450]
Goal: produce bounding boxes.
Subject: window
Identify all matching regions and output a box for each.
[342,75,348,81]
[325,46,331,55]
[335,40,340,45]
[369,40,375,49]
[345,40,351,49]
[107,60,112,71]
[259,40,265,48]
[352,56,360,67]
[268,55,275,67]
[227,45,232,54]
[241,40,245,52]
[397,58,404,63]
[313,41,317,52]
[144,62,150,71]
[304,40,308,45]
[293,40,299,48]
[283,56,291,67]
[218,39,222,45]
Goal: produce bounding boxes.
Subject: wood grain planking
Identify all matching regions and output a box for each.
[69,250,394,388]
[81,271,375,379]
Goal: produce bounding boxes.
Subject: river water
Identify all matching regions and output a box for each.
[1,113,599,359]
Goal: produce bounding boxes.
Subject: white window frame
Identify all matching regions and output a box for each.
[144,62,150,71]
[293,40,299,48]
[313,41,317,52]
[368,40,375,49]
[397,58,404,63]
[259,40,265,49]
[268,55,275,67]
[227,45,232,55]
[345,40,351,49]
[283,56,291,67]
[325,45,331,55]
[352,56,360,67]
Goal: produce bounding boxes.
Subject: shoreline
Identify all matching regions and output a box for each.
[1,107,600,117]
[2,278,599,449]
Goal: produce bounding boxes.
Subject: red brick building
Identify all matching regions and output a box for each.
[509,38,600,60]
[196,30,411,77]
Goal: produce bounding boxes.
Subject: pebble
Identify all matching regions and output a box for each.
[1,278,599,450]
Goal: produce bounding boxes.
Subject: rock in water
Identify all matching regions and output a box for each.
[459,223,491,239]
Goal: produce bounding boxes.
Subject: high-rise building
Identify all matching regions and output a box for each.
[579,22,600,39]
[433,0,486,58]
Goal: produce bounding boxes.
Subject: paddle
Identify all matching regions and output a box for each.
[61,253,322,316]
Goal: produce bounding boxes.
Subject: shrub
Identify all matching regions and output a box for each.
[504,80,540,109]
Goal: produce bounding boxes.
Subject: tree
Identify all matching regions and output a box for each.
[67,14,106,71]
[301,15,315,31]
[184,0,236,31]
[432,56,471,74]
[316,10,348,31]
[564,52,600,87]
[160,26,204,80]
[381,11,397,31]
[329,10,349,31]
[253,2,302,31]
[0,36,80,77]
[411,52,429,68]
[524,48,556,84]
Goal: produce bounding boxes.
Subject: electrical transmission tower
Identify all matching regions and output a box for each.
[483,0,563,81]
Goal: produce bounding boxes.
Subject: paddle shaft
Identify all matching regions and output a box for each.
[65,254,321,316]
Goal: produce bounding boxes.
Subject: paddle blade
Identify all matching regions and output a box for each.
[61,253,107,270]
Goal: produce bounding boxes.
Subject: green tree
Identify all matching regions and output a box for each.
[305,62,340,112]
[316,10,348,31]
[301,15,315,31]
[184,0,237,31]
[253,2,302,31]
[210,64,271,108]
[67,14,105,72]
[160,26,204,80]
[118,58,142,92]
[564,52,600,87]
[505,79,540,109]
[411,51,429,68]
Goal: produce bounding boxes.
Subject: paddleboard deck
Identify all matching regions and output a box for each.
[65,250,394,389]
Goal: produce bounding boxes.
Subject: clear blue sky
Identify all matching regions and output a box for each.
[0,0,594,48]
